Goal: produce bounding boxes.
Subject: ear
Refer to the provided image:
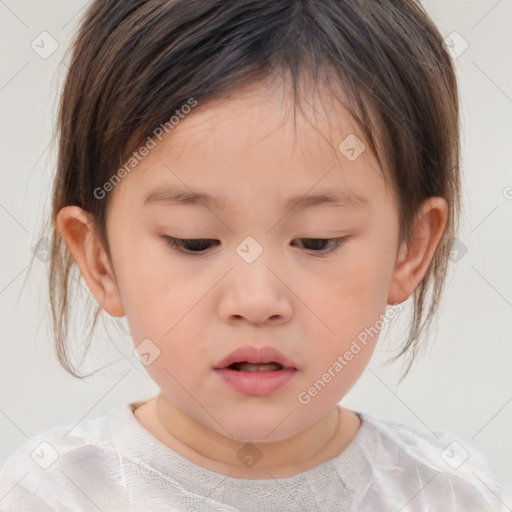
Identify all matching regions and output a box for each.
[55,205,125,317]
[388,197,448,304]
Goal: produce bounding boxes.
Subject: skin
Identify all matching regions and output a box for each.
[56,77,448,479]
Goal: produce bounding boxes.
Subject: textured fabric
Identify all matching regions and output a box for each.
[0,401,507,511]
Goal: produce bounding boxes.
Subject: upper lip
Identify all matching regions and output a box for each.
[213,345,299,370]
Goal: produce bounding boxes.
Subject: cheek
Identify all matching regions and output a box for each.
[314,246,394,327]
[116,252,216,375]
[111,228,195,323]
[301,234,398,365]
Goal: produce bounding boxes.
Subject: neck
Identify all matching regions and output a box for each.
[152,392,358,479]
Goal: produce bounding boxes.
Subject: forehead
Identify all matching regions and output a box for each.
[116,79,390,210]
[162,79,366,163]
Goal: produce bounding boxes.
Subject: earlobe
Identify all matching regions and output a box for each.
[387,197,448,305]
[55,205,125,317]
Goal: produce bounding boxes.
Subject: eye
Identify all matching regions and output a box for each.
[163,237,220,253]
[162,236,349,255]
[291,237,349,254]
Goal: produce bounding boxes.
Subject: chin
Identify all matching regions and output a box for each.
[209,409,307,444]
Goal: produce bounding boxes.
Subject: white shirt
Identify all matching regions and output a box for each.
[0,401,507,511]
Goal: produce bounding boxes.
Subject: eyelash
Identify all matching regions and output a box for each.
[163,236,349,255]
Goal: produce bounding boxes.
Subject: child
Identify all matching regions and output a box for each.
[0,0,508,510]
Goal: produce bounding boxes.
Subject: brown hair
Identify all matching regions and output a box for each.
[29,0,461,380]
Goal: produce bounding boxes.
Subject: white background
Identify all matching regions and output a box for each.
[1,0,511,505]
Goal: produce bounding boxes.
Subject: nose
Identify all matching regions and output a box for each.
[217,251,293,326]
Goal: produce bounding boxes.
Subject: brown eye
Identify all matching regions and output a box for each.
[292,238,349,253]
[164,237,219,253]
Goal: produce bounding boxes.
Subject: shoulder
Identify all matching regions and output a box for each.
[0,404,128,511]
[351,411,508,511]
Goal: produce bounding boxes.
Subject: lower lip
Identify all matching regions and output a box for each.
[214,368,297,396]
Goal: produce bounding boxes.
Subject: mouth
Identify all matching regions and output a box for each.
[226,362,285,372]
[213,345,299,372]
[213,350,297,396]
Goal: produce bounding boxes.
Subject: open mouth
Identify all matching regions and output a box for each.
[227,362,285,372]
[214,357,297,395]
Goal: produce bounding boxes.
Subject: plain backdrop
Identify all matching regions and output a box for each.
[1,0,511,504]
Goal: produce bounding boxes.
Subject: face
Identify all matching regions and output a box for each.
[103,80,401,442]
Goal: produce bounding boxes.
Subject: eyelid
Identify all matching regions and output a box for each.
[163,236,219,253]
[162,236,350,255]
[292,237,349,255]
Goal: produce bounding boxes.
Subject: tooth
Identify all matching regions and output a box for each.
[236,362,282,372]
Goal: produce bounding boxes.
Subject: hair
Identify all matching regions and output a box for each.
[29,0,461,380]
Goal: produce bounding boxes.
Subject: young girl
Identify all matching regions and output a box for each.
[0,0,508,510]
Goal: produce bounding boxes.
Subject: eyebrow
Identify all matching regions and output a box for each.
[142,187,369,211]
